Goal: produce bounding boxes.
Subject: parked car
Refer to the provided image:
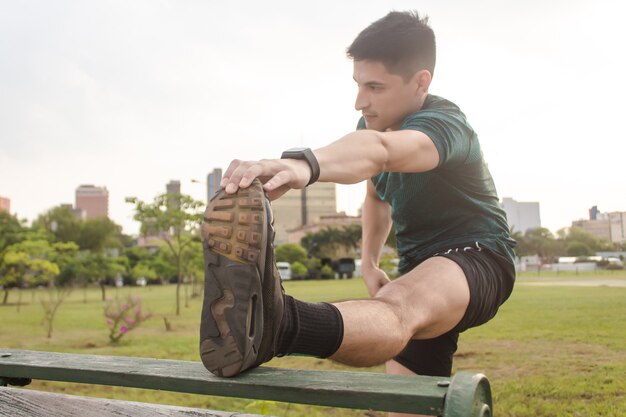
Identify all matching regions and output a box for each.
[277,262,292,280]
[607,257,624,270]
[334,258,356,279]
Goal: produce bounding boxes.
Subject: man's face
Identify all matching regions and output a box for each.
[353,60,423,131]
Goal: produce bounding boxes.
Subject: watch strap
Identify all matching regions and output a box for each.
[281,148,320,186]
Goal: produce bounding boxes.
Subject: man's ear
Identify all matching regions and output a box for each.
[413,69,432,96]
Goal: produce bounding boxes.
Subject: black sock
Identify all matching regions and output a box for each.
[277,295,344,358]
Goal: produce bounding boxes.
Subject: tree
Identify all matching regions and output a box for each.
[69,251,98,303]
[180,239,204,301]
[33,205,82,244]
[78,217,124,252]
[0,250,28,305]
[566,242,593,257]
[148,249,177,284]
[86,252,127,301]
[340,224,362,254]
[523,227,564,264]
[124,246,151,270]
[300,225,366,259]
[290,261,308,279]
[0,240,59,307]
[0,238,73,337]
[301,227,343,259]
[127,193,204,315]
[131,262,157,283]
[52,242,80,286]
[34,205,126,252]
[0,211,26,253]
[275,243,307,265]
[562,226,613,252]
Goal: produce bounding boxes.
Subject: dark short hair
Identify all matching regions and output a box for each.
[347,11,436,81]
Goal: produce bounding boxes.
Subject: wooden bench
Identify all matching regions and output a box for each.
[0,349,493,416]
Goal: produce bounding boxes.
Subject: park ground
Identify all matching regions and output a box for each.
[1,270,625,416]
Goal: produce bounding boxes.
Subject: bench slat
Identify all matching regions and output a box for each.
[0,349,447,415]
[0,386,267,417]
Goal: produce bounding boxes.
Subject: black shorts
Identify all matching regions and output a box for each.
[394,242,515,377]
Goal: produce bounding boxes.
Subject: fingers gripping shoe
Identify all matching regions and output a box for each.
[200,179,284,377]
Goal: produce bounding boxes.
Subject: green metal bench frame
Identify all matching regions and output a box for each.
[0,349,493,416]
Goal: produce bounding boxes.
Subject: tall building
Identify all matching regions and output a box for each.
[75,185,108,219]
[501,197,541,234]
[166,180,181,196]
[608,212,626,243]
[573,207,626,243]
[166,180,181,208]
[0,196,9,213]
[271,182,337,245]
[207,168,222,202]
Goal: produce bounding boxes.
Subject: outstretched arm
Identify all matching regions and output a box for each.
[220,128,439,199]
[361,180,393,297]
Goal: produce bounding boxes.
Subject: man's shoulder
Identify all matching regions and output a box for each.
[400,94,472,136]
[408,94,463,119]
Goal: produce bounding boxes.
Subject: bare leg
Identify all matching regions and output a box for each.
[330,256,469,366]
[386,360,428,417]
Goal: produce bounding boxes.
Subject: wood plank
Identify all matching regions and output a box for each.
[0,386,267,417]
[0,349,448,415]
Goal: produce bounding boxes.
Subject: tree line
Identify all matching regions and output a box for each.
[512,226,624,264]
[0,193,377,320]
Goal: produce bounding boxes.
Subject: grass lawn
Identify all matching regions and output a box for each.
[1,275,625,416]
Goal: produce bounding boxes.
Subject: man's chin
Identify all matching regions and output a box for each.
[364,121,387,132]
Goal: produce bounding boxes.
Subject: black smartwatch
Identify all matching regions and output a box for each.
[281,147,320,186]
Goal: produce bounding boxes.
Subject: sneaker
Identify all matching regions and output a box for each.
[199,179,284,377]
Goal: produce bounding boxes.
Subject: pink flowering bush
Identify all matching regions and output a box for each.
[104,295,152,343]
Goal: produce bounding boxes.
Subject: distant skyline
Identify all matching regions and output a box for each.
[1,1,625,235]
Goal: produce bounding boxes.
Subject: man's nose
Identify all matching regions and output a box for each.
[354,89,369,111]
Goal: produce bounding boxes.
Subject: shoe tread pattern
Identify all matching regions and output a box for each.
[202,191,264,265]
[200,182,268,378]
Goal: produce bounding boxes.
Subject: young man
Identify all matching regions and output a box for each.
[199,9,515,398]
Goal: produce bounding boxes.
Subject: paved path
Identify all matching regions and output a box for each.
[519,279,626,287]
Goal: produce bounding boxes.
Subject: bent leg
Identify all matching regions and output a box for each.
[385,360,428,417]
[383,330,459,417]
[330,256,469,366]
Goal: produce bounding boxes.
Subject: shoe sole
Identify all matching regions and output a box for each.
[199,180,269,377]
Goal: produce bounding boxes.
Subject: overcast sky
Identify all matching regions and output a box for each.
[1,0,625,236]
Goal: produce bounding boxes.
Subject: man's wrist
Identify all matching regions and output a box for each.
[280,147,320,186]
[360,259,379,273]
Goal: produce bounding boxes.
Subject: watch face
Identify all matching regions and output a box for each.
[286,147,308,152]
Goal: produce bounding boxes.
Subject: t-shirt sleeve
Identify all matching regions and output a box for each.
[356,117,366,130]
[401,110,476,168]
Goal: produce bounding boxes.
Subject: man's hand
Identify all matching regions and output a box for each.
[362,267,391,298]
[220,158,312,200]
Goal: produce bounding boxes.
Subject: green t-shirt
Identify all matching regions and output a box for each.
[361,94,516,274]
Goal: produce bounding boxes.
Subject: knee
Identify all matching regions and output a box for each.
[372,290,415,342]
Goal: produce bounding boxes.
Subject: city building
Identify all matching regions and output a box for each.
[0,196,10,213]
[287,213,362,257]
[572,219,611,241]
[75,185,109,219]
[271,182,337,245]
[573,207,626,243]
[166,180,181,196]
[166,180,181,208]
[60,203,86,220]
[500,197,541,234]
[207,168,222,202]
